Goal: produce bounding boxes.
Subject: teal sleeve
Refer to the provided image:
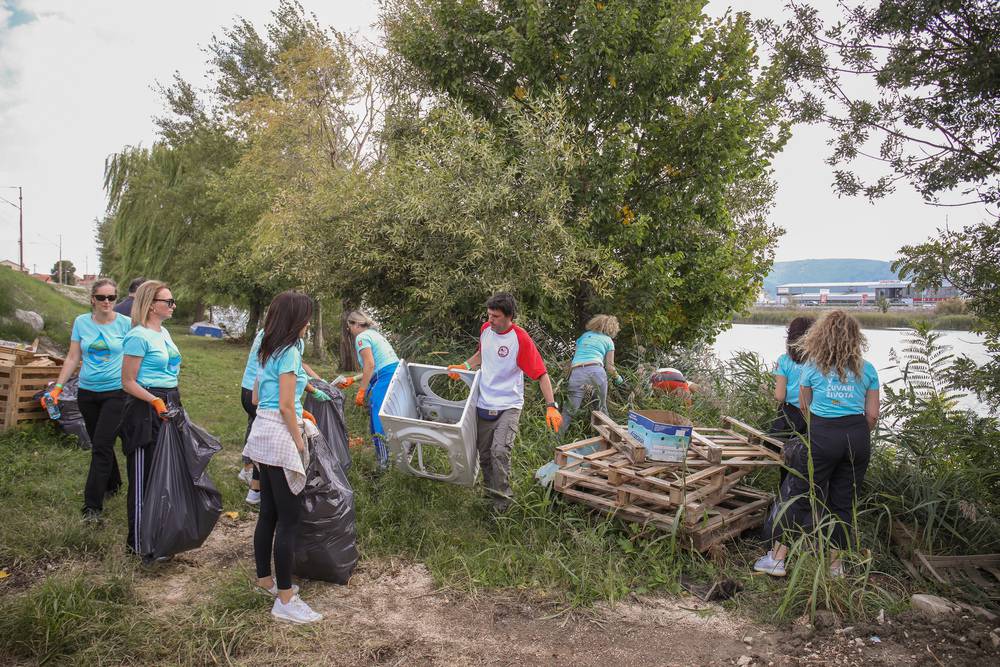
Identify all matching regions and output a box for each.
[774,355,788,378]
[71,317,82,342]
[275,347,301,375]
[357,332,373,351]
[864,362,879,391]
[122,332,147,357]
[799,364,816,387]
[606,336,615,353]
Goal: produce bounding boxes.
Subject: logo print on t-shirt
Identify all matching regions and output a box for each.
[167,345,181,375]
[497,345,510,358]
[88,334,111,365]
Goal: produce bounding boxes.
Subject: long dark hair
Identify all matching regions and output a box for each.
[258,291,313,365]
[786,316,815,364]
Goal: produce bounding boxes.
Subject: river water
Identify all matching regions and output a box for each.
[712,324,991,413]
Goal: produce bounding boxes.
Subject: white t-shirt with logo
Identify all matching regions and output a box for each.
[477,322,547,411]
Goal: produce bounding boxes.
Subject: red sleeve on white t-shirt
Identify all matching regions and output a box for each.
[514,325,547,380]
[478,322,489,352]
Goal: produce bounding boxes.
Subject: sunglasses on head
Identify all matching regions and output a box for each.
[153,298,177,307]
[93,294,117,302]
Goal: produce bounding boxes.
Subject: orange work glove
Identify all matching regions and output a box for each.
[355,386,367,407]
[336,376,355,389]
[302,409,317,426]
[545,406,563,433]
[447,362,469,380]
[40,384,63,408]
[150,397,168,420]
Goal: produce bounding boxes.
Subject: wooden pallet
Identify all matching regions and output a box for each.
[590,411,647,464]
[555,464,771,551]
[913,551,1000,602]
[0,363,61,431]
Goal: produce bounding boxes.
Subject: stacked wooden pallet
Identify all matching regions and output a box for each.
[0,341,63,432]
[554,412,783,552]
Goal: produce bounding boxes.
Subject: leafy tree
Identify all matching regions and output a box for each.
[895,221,1000,411]
[379,0,790,346]
[762,0,999,207]
[49,260,76,285]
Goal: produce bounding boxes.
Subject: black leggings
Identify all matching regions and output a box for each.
[768,413,871,549]
[77,388,125,512]
[241,388,260,483]
[254,463,301,590]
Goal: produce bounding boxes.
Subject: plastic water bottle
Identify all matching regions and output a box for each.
[43,393,61,421]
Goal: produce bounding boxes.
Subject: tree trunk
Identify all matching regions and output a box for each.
[246,297,264,342]
[313,299,327,361]
[339,299,359,372]
[192,300,206,323]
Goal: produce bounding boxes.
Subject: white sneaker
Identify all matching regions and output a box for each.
[238,467,253,486]
[245,489,261,504]
[753,551,787,577]
[271,595,323,624]
[256,582,299,597]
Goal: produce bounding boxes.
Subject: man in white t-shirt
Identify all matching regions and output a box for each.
[449,293,562,512]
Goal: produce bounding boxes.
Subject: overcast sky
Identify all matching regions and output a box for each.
[0,1,986,277]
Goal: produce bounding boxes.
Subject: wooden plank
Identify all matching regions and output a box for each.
[591,411,646,464]
[688,431,723,464]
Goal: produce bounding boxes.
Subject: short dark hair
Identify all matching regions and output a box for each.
[128,277,147,294]
[486,292,516,319]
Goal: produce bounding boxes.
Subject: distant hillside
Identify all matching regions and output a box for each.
[762,259,898,297]
[0,268,84,347]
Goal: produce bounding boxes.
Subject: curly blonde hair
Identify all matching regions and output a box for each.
[585,314,620,338]
[795,310,867,382]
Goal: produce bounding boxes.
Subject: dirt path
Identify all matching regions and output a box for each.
[135,518,1000,666]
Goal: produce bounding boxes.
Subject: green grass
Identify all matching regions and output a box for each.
[735,307,978,331]
[0,328,938,662]
[0,267,89,345]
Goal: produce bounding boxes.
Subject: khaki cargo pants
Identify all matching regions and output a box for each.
[475,408,521,511]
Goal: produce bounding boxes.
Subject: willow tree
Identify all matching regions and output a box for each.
[378,0,790,346]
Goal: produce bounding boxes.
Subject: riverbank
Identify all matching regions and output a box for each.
[734,308,977,330]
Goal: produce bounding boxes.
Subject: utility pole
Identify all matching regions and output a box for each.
[1,186,22,270]
[58,234,63,284]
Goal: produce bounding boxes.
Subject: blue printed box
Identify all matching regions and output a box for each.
[627,410,693,463]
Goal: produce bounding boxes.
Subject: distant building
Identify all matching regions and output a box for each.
[77,274,98,289]
[1,259,28,272]
[776,280,963,307]
[31,273,52,283]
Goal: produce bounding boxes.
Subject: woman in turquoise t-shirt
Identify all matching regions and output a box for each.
[771,316,814,437]
[755,310,880,579]
[558,315,624,435]
[242,291,323,624]
[337,310,399,470]
[44,278,131,520]
[120,280,182,559]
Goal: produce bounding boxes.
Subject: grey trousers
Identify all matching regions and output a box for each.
[558,364,608,435]
[475,408,521,510]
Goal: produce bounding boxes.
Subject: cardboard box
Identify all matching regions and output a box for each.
[627,410,693,462]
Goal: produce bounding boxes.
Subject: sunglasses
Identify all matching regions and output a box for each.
[153,298,177,308]
[92,294,117,302]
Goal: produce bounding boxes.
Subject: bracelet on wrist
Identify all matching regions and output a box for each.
[463,361,471,370]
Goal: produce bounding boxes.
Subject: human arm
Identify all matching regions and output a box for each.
[278,371,306,452]
[798,386,812,424]
[122,355,167,416]
[865,389,880,431]
[252,377,259,406]
[448,350,481,379]
[355,348,376,406]
[45,341,82,405]
[605,350,624,385]
[774,375,787,403]
[537,373,562,432]
[302,362,321,381]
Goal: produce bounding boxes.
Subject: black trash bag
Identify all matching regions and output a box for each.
[302,379,351,473]
[759,436,815,542]
[139,410,223,559]
[56,376,91,450]
[32,377,90,449]
[294,424,358,584]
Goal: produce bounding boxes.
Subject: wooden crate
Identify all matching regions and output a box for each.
[0,363,62,431]
[913,551,1000,603]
